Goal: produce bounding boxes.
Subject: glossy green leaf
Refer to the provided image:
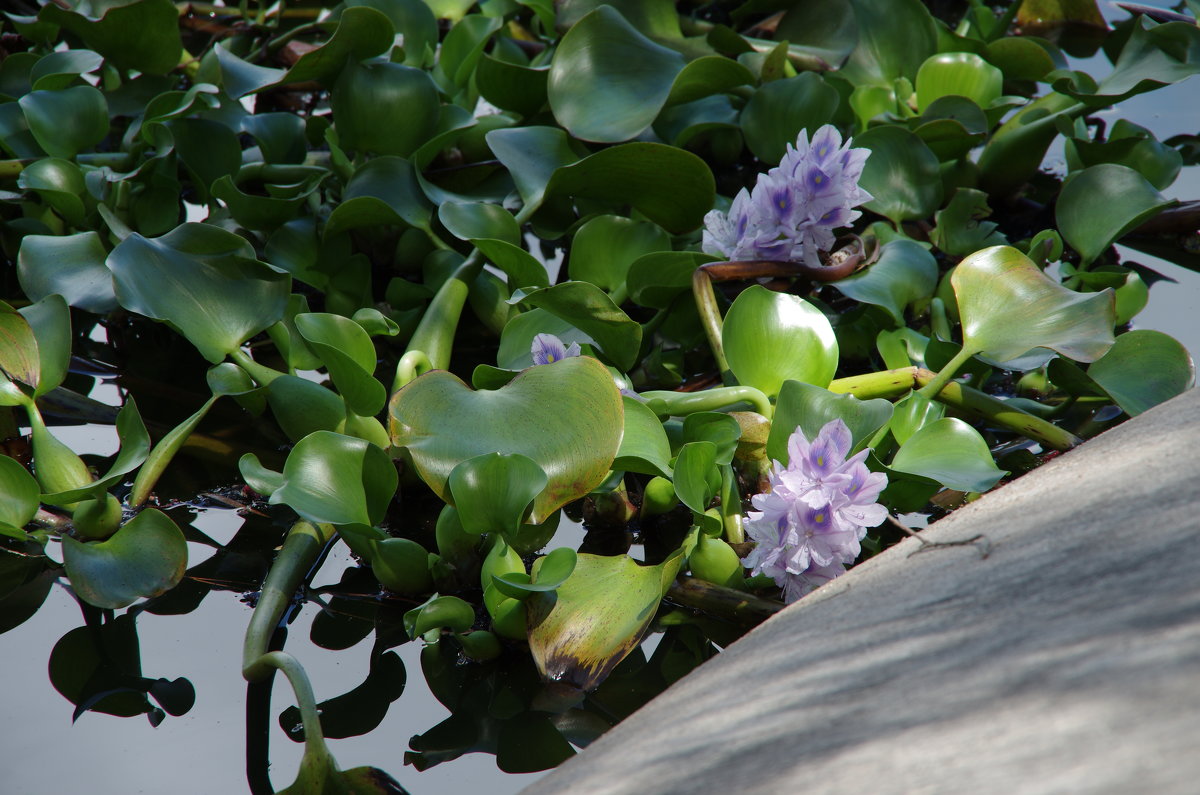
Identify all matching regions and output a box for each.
[39,0,182,75]
[673,441,720,534]
[952,245,1116,364]
[496,309,592,370]
[333,60,439,157]
[448,453,548,536]
[405,595,475,638]
[472,238,550,291]
[915,52,1003,112]
[477,55,549,117]
[627,251,718,309]
[343,0,437,67]
[526,548,685,691]
[326,156,432,235]
[0,302,39,395]
[19,86,107,158]
[890,417,1006,493]
[61,508,187,610]
[667,56,756,106]
[768,381,894,464]
[774,0,858,70]
[17,232,117,314]
[29,49,103,91]
[681,413,742,468]
[493,547,578,598]
[370,537,433,596]
[613,395,673,478]
[41,398,150,505]
[722,285,839,398]
[1070,18,1200,104]
[439,202,520,245]
[1088,330,1195,416]
[107,224,290,363]
[1056,163,1173,266]
[509,282,642,371]
[17,157,87,226]
[984,36,1057,81]
[568,215,670,294]
[930,188,1008,257]
[839,0,938,86]
[834,239,938,325]
[238,453,286,498]
[856,125,944,223]
[270,432,398,526]
[0,456,39,536]
[485,126,580,212]
[435,14,501,90]
[266,376,347,442]
[389,356,622,524]
[740,73,840,164]
[544,143,716,235]
[18,293,71,398]
[295,313,386,418]
[548,6,685,142]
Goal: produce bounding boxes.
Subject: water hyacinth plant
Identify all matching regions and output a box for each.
[1,0,1198,791]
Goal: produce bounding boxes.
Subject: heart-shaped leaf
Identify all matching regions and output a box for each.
[567,215,670,294]
[915,52,1003,112]
[768,381,894,464]
[509,282,642,371]
[61,508,188,610]
[856,125,944,223]
[0,456,39,538]
[17,232,118,314]
[548,6,685,142]
[39,0,183,75]
[740,72,840,164]
[404,594,475,639]
[834,238,938,325]
[326,156,432,235]
[41,398,150,505]
[722,285,839,398]
[1056,163,1173,266]
[889,418,1006,493]
[294,313,386,418]
[1088,329,1195,416]
[493,547,578,599]
[526,548,685,691]
[448,453,548,537]
[270,431,398,526]
[19,86,108,158]
[952,245,1116,364]
[613,395,673,478]
[107,223,290,364]
[389,356,623,524]
[333,59,440,157]
[439,202,521,245]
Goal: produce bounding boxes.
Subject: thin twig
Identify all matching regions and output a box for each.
[887,515,992,559]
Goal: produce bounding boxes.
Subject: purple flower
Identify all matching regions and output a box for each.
[702,124,872,267]
[741,419,888,603]
[531,333,580,366]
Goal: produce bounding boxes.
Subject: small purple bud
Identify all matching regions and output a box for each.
[531,333,580,366]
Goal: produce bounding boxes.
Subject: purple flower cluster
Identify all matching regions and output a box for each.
[741,419,888,602]
[702,125,872,268]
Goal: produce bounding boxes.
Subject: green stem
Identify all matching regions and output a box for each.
[243,521,337,681]
[96,204,133,242]
[719,465,744,544]
[229,348,285,386]
[393,350,434,391]
[643,385,772,419]
[916,346,977,400]
[829,367,1083,451]
[401,252,484,373]
[692,268,733,384]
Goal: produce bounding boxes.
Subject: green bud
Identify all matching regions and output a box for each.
[688,533,747,590]
[72,492,123,540]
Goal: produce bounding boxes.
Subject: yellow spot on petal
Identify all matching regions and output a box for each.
[547,354,556,363]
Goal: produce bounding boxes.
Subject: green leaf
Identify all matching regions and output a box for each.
[18,86,107,158]
[448,453,548,536]
[388,356,622,524]
[834,238,938,325]
[722,285,839,398]
[568,215,670,294]
[496,309,592,370]
[369,536,433,596]
[439,202,520,245]
[485,126,580,212]
[107,223,290,363]
[29,49,104,91]
[61,508,188,610]
[0,456,39,536]
[1069,18,1200,104]
[667,56,756,106]
[238,453,286,497]
[18,293,72,398]
[915,52,1003,112]
[774,0,859,70]
[548,6,685,142]
[1056,163,1173,266]
[544,142,716,234]
[681,413,742,467]
[17,232,117,314]
[39,0,182,75]
[333,60,440,157]
[740,73,840,164]
[17,157,87,226]
[0,301,39,393]
[266,376,347,442]
[1087,330,1195,416]
[952,245,1116,364]
[41,398,150,505]
[494,547,578,598]
[326,156,432,235]
[270,432,398,526]
[613,395,673,478]
[404,594,475,638]
[526,548,685,691]
[294,313,386,418]
[887,391,945,446]
[768,381,893,465]
[627,251,718,309]
[856,125,944,223]
[509,282,643,371]
[477,55,549,117]
[472,238,551,290]
[839,0,937,86]
[930,188,1007,257]
[890,417,1006,493]
[673,441,720,534]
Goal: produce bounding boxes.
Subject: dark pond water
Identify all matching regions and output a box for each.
[3,4,1199,793]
